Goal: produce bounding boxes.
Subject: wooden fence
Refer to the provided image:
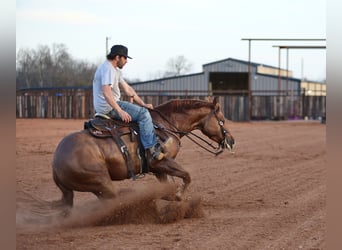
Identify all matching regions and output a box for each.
[16,88,326,121]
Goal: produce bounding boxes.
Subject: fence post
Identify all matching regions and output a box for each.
[302,88,306,119]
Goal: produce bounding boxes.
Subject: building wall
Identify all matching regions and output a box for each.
[257,65,293,77]
[131,73,207,95]
[301,81,326,96]
[252,74,301,96]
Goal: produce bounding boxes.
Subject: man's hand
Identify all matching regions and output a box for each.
[144,103,153,109]
[118,109,131,123]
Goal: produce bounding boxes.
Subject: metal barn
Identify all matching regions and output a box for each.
[131,58,302,96]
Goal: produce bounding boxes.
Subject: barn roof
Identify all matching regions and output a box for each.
[202,57,281,71]
[131,72,204,85]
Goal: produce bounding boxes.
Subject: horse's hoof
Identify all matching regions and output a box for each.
[154,199,186,223]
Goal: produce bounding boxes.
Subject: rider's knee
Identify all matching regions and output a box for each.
[139,107,152,121]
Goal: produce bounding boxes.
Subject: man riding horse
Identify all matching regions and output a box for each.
[93,44,164,166]
[51,45,234,210]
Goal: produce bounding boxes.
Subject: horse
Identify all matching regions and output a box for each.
[52,97,235,209]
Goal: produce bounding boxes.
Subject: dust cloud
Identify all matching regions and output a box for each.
[16,182,203,232]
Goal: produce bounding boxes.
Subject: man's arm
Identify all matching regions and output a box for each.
[119,80,153,109]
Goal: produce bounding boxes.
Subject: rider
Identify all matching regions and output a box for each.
[92,44,164,165]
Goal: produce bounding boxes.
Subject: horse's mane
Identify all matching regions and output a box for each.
[155,99,214,115]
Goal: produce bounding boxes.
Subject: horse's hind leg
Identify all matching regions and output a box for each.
[53,171,74,215]
[91,179,117,201]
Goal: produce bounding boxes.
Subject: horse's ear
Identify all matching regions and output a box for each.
[213,96,220,111]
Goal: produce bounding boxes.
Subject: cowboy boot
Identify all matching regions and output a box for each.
[148,143,165,167]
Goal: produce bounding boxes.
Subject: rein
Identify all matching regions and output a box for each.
[150,108,224,156]
[184,132,224,156]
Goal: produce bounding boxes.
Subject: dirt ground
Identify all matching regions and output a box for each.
[16,119,326,250]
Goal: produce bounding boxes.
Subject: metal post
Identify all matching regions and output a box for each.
[241,39,326,121]
[286,48,289,93]
[278,47,281,119]
[286,48,289,119]
[247,39,252,121]
[272,45,326,118]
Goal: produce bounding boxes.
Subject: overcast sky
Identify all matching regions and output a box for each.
[16,0,326,81]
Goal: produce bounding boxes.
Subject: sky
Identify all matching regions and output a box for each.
[16,0,326,82]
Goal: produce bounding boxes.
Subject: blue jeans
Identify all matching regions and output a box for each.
[107,101,157,149]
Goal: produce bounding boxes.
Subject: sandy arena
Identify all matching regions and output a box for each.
[16,119,326,249]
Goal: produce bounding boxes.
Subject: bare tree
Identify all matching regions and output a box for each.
[16,48,35,88]
[35,45,53,87]
[51,43,74,86]
[16,43,97,89]
[164,55,192,77]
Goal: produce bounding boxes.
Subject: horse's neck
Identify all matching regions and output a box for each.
[155,100,213,133]
[163,111,207,133]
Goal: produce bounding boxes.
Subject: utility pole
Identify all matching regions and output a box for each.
[105,36,111,55]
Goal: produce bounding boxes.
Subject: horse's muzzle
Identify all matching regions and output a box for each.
[221,136,235,151]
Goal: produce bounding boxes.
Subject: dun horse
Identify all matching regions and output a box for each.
[52,97,234,208]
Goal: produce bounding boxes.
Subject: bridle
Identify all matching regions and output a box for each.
[213,110,232,151]
[184,110,231,156]
[150,108,230,156]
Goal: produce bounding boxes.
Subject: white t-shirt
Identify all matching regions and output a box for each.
[93,60,124,114]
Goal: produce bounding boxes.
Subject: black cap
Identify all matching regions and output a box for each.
[108,45,132,59]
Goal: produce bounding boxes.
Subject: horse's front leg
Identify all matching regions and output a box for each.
[151,158,191,200]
